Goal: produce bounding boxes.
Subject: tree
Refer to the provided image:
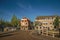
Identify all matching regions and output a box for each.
[11,15,19,27]
[5,21,12,27]
[17,19,21,27]
[0,18,5,26]
[16,19,21,30]
[53,16,60,37]
[34,21,42,26]
[0,18,5,32]
[53,16,59,29]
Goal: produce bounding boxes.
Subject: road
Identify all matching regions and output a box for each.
[0,31,40,40]
[0,30,60,40]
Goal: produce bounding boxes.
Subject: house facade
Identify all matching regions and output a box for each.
[20,17,31,30]
[34,16,60,35]
[4,27,16,32]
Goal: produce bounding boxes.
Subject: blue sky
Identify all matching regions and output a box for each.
[0,0,60,21]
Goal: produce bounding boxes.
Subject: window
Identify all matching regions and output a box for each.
[43,23,45,25]
[46,23,47,25]
[51,26,53,28]
[26,26,27,28]
[43,22,48,25]
[52,17,53,19]
[25,20,27,22]
[50,23,52,24]
[22,27,23,28]
[22,20,24,22]
[40,27,41,29]
[43,27,45,28]
[46,27,47,28]
[36,27,38,29]
[26,23,27,24]
[48,17,49,19]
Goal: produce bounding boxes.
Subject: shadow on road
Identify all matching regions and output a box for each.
[0,34,15,38]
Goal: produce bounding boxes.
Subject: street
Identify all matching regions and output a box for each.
[0,31,40,40]
[0,30,60,40]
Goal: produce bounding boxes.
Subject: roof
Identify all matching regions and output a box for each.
[35,15,60,20]
[21,17,30,21]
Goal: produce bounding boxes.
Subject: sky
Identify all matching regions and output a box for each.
[0,0,60,22]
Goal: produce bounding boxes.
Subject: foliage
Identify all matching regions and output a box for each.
[11,15,19,27]
[0,18,5,27]
[53,16,59,29]
[0,18,12,27]
[34,21,42,26]
[5,21,12,27]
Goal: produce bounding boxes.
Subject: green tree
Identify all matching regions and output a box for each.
[0,18,5,26]
[11,15,19,27]
[5,21,12,27]
[53,16,60,37]
[53,16,59,29]
[0,18,5,32]
[16,19,20,30]
[34,21,42,26]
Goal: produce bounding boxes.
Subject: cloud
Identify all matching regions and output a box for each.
[17,3,25,9]
[17,3,32,10]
